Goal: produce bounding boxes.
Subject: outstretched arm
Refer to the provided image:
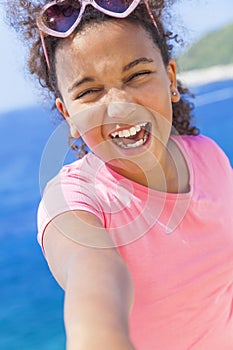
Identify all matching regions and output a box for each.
[43,210,135,350]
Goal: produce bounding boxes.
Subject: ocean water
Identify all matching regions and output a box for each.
[0,79,232,350]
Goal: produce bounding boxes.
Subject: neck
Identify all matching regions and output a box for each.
[107,139,189,194]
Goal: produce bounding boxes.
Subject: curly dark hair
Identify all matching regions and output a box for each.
[5,0,199,157]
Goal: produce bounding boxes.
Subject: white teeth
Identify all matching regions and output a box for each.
[111,131,119,138]
[122,129,131,137]
[110,122,147,138]
[129,126,137,135]
[135,125,141,132]
[112,133,149,149]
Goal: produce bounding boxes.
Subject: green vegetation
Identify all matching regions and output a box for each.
[177,22,233,72]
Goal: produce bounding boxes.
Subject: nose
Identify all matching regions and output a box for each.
[105,88,136,119]
[108,102,137,119]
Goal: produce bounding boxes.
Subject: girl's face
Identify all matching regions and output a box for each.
[55,20,179,181]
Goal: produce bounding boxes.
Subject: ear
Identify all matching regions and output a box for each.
[56,98,80,138]
[167,59,180,103]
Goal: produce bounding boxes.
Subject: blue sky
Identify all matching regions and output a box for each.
[1,0,233,112]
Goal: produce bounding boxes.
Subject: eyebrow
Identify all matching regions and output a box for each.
[68,57,154,93]
[68,77,95,93]
[122,57,154,72]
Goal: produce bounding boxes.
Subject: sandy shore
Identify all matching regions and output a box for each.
[177,64,233,86]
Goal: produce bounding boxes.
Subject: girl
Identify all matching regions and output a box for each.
[7,0,233,349]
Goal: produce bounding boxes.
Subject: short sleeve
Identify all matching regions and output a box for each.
[201,135,233,178]
[179,134,232,180]
[37,160,105,249]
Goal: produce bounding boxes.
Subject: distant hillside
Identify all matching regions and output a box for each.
[178,23,233,72]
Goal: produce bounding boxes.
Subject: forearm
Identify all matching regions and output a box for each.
[64,251,135,350]
[43,213,135,349]
[66,323,135,350]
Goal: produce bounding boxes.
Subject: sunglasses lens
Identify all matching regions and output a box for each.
[95,0,134,13]
[42,3,81,32]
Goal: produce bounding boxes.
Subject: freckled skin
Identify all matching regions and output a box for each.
[55,20,188,192]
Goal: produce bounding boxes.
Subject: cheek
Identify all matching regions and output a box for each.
[81,128,115,163]
[81,128,103,150]
[137,80,172,117]
[70,104,106,137]
[70,104,113,156]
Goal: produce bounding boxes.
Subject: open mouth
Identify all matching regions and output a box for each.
[110,122,151,149]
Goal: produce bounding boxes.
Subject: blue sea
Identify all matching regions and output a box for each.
[0,79,232,350]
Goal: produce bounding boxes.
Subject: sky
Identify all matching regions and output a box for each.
[1,0,233,113]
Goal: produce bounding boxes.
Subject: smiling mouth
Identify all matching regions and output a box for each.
[110,122,151,149]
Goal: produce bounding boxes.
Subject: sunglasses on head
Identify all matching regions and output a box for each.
[36,0,158,68]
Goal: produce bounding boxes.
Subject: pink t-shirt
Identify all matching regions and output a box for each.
[38,135,233,350]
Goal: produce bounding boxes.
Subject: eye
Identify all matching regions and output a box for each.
[126,70,152,83]
[76,88,103,99]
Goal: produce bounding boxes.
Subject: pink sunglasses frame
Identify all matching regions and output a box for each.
[36,0,158,69]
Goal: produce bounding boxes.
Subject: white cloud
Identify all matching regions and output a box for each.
[0,10,37,112]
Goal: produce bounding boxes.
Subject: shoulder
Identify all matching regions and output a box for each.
[173,134,222,150]
[37,153,108,248]
[39,152,109,219]
[172,135,232,194]
[60,152,104,179]
[44,152,105,190]
[173,134,232,170]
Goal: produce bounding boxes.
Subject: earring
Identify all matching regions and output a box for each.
[172,91,177,96]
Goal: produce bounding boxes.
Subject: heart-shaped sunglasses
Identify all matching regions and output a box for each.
[36,0,158,69]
